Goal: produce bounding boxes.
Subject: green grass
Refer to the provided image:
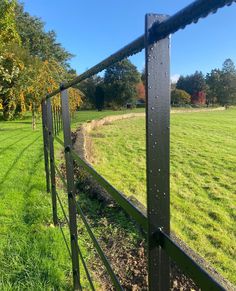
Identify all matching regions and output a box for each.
[90,108,236,285]
[0,108,143,290]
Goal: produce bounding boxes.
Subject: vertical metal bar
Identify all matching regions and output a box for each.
[56,106,59,134]
[145,14,170,291]
[58,106,60,133]
[61,89,80,290]
[46,99,58,226]
[42,101,50,193]
[52,105,55,136]
[58,106,62,132]
[55,105,58,136]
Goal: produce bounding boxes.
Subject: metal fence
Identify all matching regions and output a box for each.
[41,1,235,290]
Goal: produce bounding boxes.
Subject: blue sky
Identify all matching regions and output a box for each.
[22,0,236,81]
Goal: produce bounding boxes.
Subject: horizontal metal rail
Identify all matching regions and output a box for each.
[157,230,225,290]
[54,136,64,147]
[55,154,122,289]
[71,149,148,231]
[55,164,68,188]
[55,137,226,290]
[45,0,235,100]
[59,223,72,259]
[75,199,123,290]
[76,242,95,291]
[56,163,95,290]
[56,191,70,227]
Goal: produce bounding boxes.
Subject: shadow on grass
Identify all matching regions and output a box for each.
[0,135,41,187]
[0,133,34,155]
[0,126,29,132]
[22,150,46,225]
[0,130,29,144]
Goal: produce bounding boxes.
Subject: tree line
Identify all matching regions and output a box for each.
[0,0,82,127]
[173,58,236,106]
[0,0,145,121]
[78,59,145,110]
[1,0,235,122]
[79,57,236,111]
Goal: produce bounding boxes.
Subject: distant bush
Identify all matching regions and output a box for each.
[171,89,191,105]
[136,103,145,108]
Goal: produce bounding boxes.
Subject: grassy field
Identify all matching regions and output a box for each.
[0,108,143,290]
[90,108,236,285]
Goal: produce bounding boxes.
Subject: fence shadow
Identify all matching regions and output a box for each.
[0,135,41,187]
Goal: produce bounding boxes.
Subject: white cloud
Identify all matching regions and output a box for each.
[171,74,180,83]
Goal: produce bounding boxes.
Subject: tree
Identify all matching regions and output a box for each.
[15,2,73,68]
[206,69,222,104]
[222,58,235,74]
[95,85,104,111]
[171,89,191,105]
[206,59,236,105]
[78,75,102,109]
[0,48,24,119]
[0,0,77,125]
[176,71,206,96]
[136,82,145,102]
[0,0,21,45]
[104,59,140,108]
[0,0,23,120]
[221,58,236,105]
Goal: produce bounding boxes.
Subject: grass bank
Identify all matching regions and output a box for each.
[89,108,236,285]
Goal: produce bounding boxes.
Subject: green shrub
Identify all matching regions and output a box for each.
[171,89,191,105]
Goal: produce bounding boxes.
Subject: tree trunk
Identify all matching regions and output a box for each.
[32,103,36,130]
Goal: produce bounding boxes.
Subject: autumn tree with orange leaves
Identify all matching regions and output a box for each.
[0,0,82,128]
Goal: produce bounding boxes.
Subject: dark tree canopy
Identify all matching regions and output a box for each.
[15,2,73,67]
[206,69,222,104]
[95,85,104,111]
[78,75,103,109]
[104,59,140,107]
[222,58,236,74]
[206,59,236,105]
[176,71,206,96]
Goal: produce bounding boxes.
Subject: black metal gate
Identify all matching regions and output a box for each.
[41,1,235,290]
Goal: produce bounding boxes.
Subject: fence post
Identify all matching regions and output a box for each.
[60,88,80,290]
[145,14,170,291]
[42,100,50,193]
[46,99,58,226]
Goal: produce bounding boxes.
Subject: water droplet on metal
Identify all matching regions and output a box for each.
[151,107,154,110]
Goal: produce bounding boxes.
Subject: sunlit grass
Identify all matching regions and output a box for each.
[90,108,236,285]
